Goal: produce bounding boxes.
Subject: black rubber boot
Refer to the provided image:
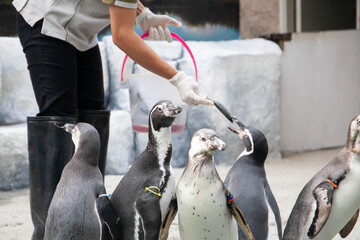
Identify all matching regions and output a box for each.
[27,116,77,240]
[77,110,110,177]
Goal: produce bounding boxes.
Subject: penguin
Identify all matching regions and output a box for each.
[224,117,283,240]
[105,100,182,240]
[283,114,360,240]
[44,122,119,240]
[159,128,254,240]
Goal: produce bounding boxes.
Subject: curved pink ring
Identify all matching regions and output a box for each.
[121,32,198,82]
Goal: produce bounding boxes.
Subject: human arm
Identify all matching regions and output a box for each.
[109,5,213,106]
[110,5,177,79]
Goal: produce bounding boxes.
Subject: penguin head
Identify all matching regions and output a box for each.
[63,122,100,164]
[347,114,360,153]
[228,120,268,163]
[149,100,182,132]
[189,128,226,161]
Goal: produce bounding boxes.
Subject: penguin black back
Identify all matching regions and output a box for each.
[44,122,109,240]
[226,124,282,240]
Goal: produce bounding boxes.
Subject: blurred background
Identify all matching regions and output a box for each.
[1,0,358,39]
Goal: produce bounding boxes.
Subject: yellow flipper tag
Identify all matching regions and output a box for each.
[145,186,162,197]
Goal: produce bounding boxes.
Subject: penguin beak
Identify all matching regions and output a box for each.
[209,137,227,151]
[63,123,75,133]
[232,116,246,130]
[164,104,182,117]
[228,127,246,139]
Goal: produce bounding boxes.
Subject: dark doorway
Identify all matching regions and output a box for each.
[301,0,357,32]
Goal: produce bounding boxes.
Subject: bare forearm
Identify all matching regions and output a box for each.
[109,5,177,79]
[108,4,212,106]
[115,31,177,79]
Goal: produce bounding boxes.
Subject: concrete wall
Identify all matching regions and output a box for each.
[358,0,360,29]
[239,0,280,39]
[280,30,360,152]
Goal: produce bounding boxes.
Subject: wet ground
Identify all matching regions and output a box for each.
[1,147,360,239]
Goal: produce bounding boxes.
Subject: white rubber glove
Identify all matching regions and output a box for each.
[136,8,182,43]
[169,72,214,106]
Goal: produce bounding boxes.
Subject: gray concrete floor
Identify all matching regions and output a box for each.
[1,147,360,239]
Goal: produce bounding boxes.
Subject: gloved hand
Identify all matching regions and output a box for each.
[136,8,182,43]
[169,72,214,106]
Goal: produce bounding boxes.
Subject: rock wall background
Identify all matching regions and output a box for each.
[0,36,282,190]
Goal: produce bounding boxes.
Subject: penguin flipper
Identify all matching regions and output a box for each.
[136,189,162,240]
[96,183,122,240]
[97,196,122,240]
[307,181,336,239]
[224,188,255,240]
[265,181,283,240]
[159,196,178,240]
[339,208,359,238]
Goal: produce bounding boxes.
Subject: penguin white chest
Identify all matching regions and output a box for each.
[160,168,176,220]
[176,171,238,240]
[153,128,175,219]
[314,158,360,240]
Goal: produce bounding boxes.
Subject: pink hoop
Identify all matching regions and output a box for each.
[121,32,198,82]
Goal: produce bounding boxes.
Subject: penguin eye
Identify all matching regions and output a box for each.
[157,107,163,112]
[357,119,360,125]
[201,137,206,142]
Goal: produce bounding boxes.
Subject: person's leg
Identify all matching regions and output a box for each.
[76,46,110,177]
[76,45,105,111]
[17,15,78,116]
[17,13,78,239]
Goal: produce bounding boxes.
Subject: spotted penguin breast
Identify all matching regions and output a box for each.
[177,178,237,239]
